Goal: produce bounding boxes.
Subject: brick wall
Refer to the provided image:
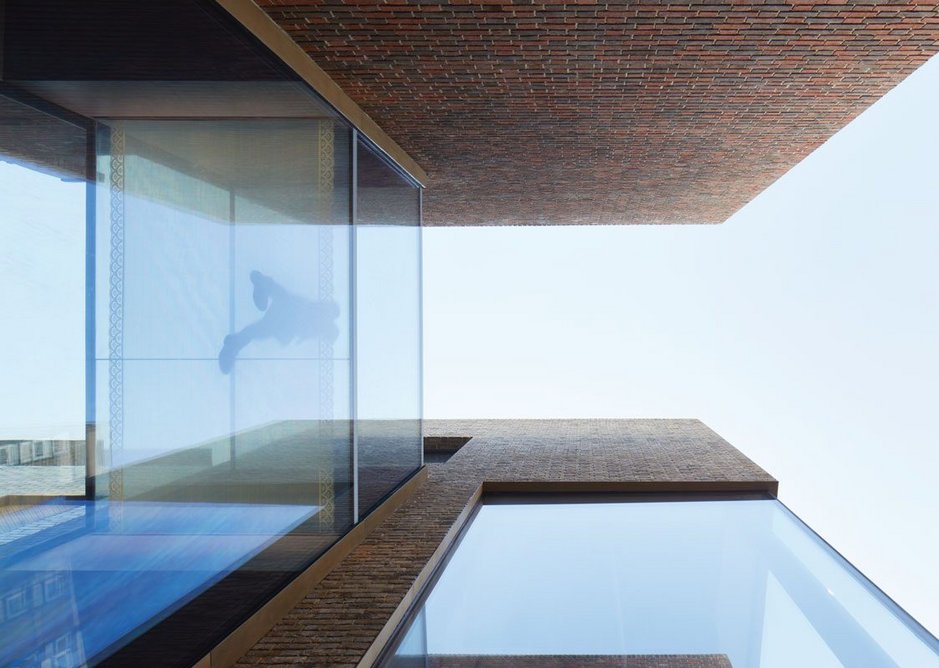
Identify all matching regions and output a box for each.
[236,419,776,666]
[258,1,939,226]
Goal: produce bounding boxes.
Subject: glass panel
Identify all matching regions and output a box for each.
[355,140,422,517]
[0,1,368,664]
[0,95,88,500]
[92,120,352,510]
[84,117,352,660]
[388,499,939,667]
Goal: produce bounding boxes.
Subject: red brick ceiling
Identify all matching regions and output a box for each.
[258,1,939,225]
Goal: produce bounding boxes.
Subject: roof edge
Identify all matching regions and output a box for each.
[214,0,428,186]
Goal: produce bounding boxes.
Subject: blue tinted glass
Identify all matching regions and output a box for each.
[3,1,421,663]
[0,499,310,667]
[390,499,939,667]
[1,110,355,665]
[0,1,360,661]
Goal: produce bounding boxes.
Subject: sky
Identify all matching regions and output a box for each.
[423,53,939,636]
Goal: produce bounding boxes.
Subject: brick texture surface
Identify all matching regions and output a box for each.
[257,1,939,226]
[236,419,775,667]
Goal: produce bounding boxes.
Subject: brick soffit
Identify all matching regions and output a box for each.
[258,1,939,226]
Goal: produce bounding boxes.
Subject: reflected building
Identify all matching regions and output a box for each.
[1,1,938,667]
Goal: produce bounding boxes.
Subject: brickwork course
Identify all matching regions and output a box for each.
[236,419,776,666]
[257,1,939,226]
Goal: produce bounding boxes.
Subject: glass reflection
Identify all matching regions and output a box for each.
[389,499,939,668]
[92,119,352,518]
[0,109,357,665]
[0,97,88,498]
[2,1,423,663]
[0,499,313,667]
[355,140,423,517]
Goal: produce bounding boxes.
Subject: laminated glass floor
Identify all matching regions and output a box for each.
[388,498,939,668]
[0,500,317,666]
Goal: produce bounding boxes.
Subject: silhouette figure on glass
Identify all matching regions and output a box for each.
[218,270,339,374]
